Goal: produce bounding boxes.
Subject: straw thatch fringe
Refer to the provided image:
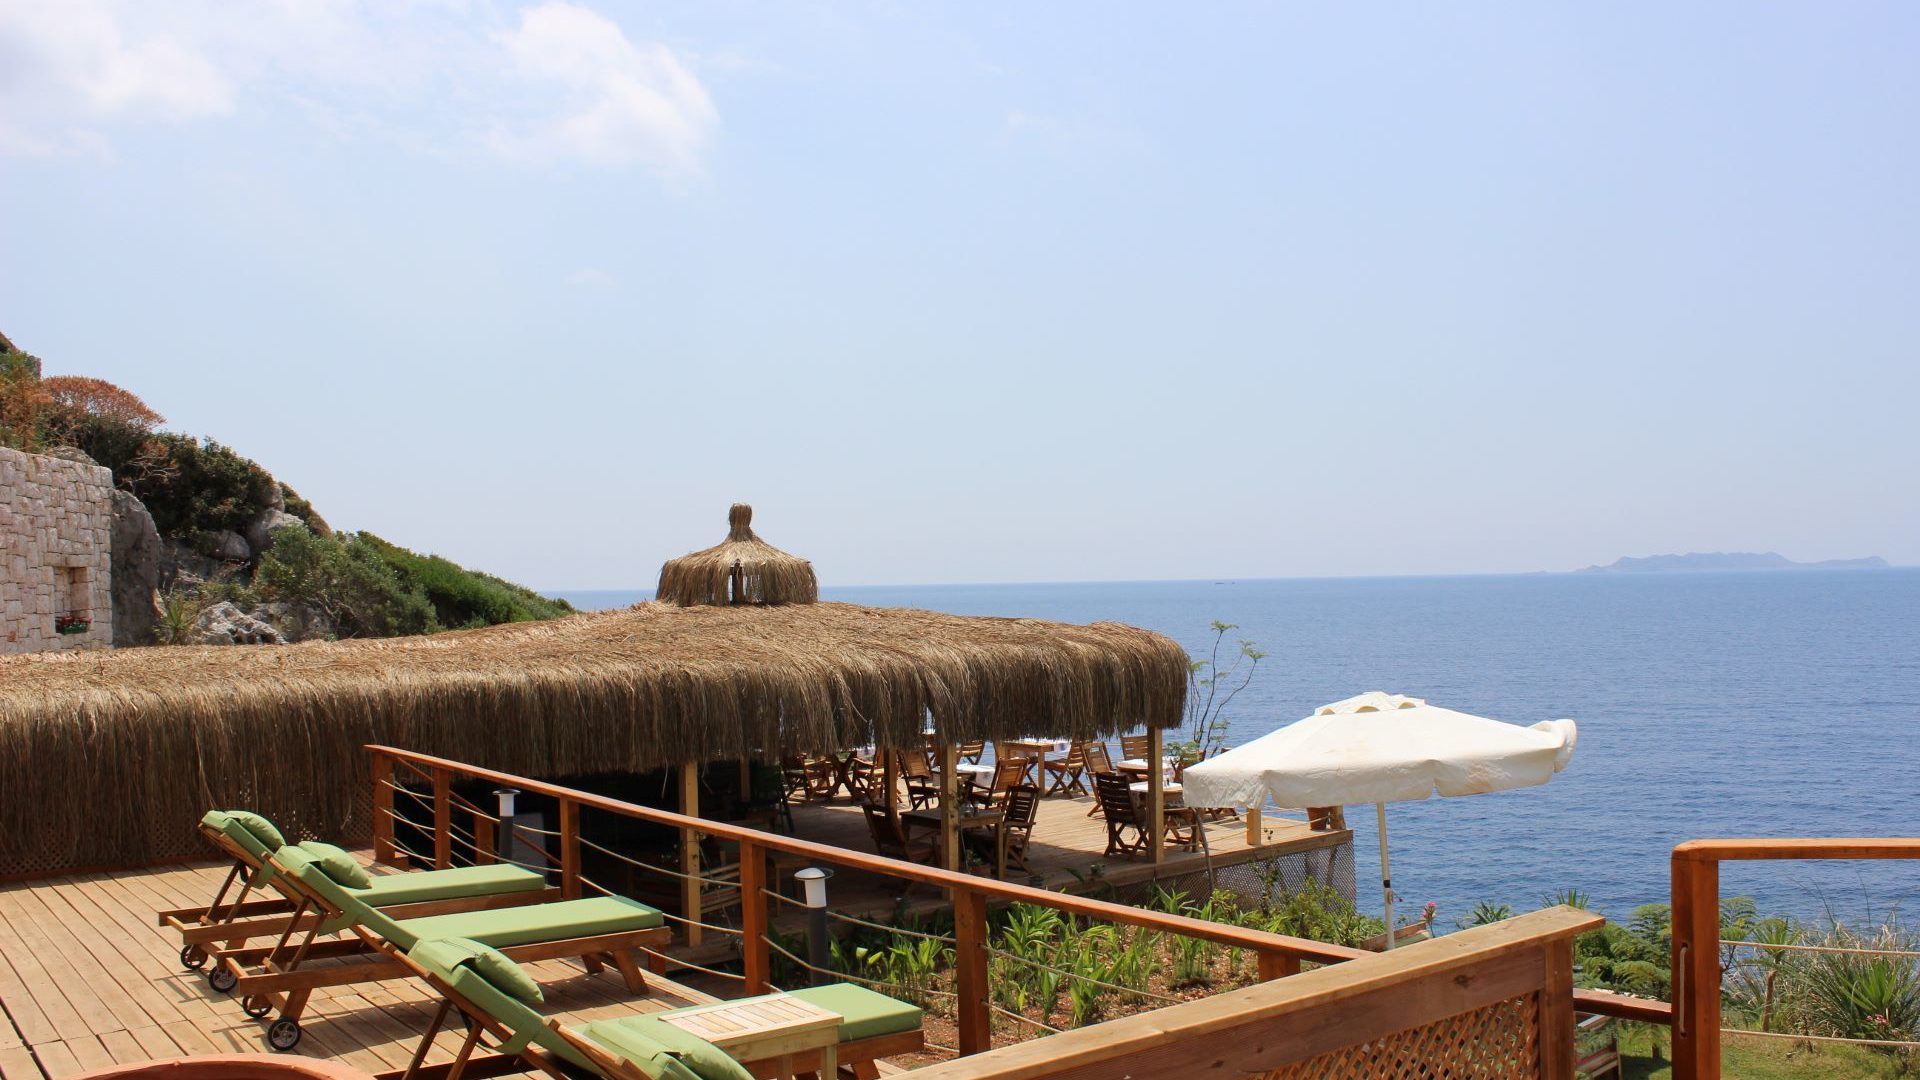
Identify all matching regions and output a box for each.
[655,504,819,606]
[0,601,1186,875]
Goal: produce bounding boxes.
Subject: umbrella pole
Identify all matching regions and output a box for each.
[1376,802,1395,951]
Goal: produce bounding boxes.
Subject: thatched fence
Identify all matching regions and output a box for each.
[0,602,1187,877]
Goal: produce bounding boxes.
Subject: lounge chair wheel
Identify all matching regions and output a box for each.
[179,944,209,970]
[267,1019,302,1052]
[208,967,238,993]
[242,995,274,1019]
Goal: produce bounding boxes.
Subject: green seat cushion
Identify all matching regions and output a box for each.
[582,1018,728,1080]
[297,840,374,889]
[785,985,923,1042]
[399,895,663,950]
[353,864,546,908]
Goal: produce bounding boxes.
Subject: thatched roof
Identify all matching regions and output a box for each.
[656,504,818,606]
[0,601,1186,875]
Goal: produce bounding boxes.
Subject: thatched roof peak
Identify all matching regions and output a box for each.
[657,503,819,607]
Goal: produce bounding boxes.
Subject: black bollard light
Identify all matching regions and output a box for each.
[794,866,834,987]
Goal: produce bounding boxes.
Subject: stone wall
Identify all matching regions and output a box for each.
[1,445,114,653]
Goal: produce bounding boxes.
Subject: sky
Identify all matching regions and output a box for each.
[3,2,1917,589]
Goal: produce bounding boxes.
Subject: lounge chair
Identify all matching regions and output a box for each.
[374,936,923,1080]
[219,844,670,1051]
[163,810,552,972]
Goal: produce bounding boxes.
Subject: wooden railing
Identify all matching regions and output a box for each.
[366,745,1366,1057]
[901,906,1603,1079]
[1670,837,1920,1079]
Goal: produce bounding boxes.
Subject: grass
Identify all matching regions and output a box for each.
[1615,1027,1911,1079]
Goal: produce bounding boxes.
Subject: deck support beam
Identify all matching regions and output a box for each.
[939,741,960,872]
[1147,728,1165,864]
[681,762,702,947]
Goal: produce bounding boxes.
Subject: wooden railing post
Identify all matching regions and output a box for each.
[371,751,396,867]
[740,837,770,994]
[1672,852,1721,1080]
[559,797,581,899]
[474,806,496,865]
[432,767,453,869]
[1540,936,1576,1080]
[1256,949,1300,981]
[954,884,991,1055]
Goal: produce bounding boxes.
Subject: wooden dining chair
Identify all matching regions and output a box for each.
[862,804,937,865]
[997,783,1042,876]
[1082,742,1116,816]
[1043,740,1094,797]
[1093,773,1149,858]
[896,750,940,810]
[957,741,986,765]
[1120,734,1152,762]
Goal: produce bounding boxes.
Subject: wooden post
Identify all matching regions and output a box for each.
[940,741,960,872]
[432,767,453,869]
[1146,727,1165,865]
[1540,936,1577,1080]
[1255,949,1300,981]
[558,798,581,899]
[681,762,703,947]
[883,750,897,824]
[739,836,770,994]
[738,756,753,800]
[474,806,496,865]
[953,885,991,1055]
[1671,853,1721,1080]
[371,752,396,867]
[1245,804,1263,847]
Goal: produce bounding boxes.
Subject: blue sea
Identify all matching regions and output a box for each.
[556,571,1920,929]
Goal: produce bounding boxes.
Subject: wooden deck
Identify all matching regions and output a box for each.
[0,859,722,1080]
[770,795,1351,915]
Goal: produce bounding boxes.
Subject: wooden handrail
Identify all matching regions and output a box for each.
[1573,988,1671,1025]
[1670,837,1920,1080]
[365,745,1364,965]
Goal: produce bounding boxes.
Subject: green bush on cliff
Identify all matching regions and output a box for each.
[356,532,573,628]
[256,525,571,639]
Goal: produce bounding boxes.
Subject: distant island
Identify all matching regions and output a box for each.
[1579,552,1890,574]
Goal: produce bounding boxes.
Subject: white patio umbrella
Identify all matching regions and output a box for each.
[1181,692,1577,948]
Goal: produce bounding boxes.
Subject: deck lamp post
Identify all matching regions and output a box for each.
[494,788,519,863]
[795,867,834,987]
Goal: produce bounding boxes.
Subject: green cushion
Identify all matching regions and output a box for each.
[399,896,663,950]
[417,936,543,1003]
[353,863,546,907]
[581,1019,716,1080]
[785,984,923,1042]
[225,810,286,851]
[297,840,374,889]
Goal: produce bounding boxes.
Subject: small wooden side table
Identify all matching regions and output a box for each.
[655,995,841,1080]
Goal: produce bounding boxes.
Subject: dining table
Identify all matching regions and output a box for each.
[902,805,1007,875]
[1003,737,1071,785]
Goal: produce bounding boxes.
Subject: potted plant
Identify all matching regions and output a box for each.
[55,612,91,635]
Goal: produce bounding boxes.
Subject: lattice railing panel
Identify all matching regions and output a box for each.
[1257,992,1540,1079]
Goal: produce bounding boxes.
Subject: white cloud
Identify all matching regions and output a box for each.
[0,0,230,155]
[488,2,717,175]
[0,0,718,177]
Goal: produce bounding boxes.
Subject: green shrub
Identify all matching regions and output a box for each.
[256,525,440,638]
[356,532,572,628]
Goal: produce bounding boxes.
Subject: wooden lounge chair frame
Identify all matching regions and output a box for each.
[161,817,558,969]
[368,943,923,1080]
[216,848,670,1051]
